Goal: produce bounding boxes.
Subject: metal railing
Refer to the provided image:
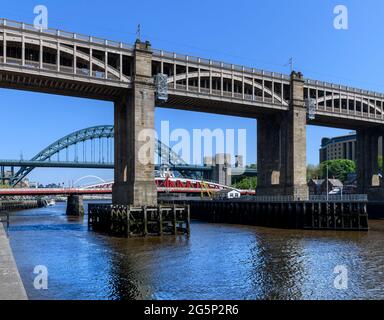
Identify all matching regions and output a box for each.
[0,18,290,81]
[3,18,384,103]
[239,194,368,203]
[152,47,291,81]
[305,78,384,100]
[0,18,133,51]
[309,194,368,202]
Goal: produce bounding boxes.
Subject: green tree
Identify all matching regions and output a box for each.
[232,177,257,190]
[320,160,356,183]
[307,164,321,180]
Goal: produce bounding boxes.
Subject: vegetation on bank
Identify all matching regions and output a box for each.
[233,159,357,189]
[232,164,257,189]
[319,160,356,182]
[232,177,257,190]
[307,160,356,183]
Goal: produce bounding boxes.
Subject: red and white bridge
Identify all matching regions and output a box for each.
[0,177,255,196]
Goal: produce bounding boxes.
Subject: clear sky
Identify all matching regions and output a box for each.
[0,0,382,185]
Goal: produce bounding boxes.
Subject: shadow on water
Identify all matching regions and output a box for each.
[247,228,376,300]
[6,202,384,300]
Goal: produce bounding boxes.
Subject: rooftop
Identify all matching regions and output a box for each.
[321,134,356,147]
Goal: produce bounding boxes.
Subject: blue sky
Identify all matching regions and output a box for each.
[0,0,382,185]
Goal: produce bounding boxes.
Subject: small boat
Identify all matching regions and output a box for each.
[47,199,56,207]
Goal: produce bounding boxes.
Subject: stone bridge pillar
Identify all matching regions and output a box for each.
[112,40,157,206]
[257,71,308,200]
[203,156,214,181]
[357,129,384,200]
[212,154,232,186]
[257,114,284,195]
[66,195,84,216]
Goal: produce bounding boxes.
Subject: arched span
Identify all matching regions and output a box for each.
[168,72,289,106]
[5,35,130,82]
[12,125,188,186]
[316,94,383,115]
[73,175,106,187]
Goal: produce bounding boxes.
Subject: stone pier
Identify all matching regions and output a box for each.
[212,154,232,186]
[357,129,384,200]
[66,195,84,216]
[257,71,308,200]
[202,154,232,185]
[112,40,157,206]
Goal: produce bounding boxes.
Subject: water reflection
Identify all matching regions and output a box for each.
[7,202,384,300]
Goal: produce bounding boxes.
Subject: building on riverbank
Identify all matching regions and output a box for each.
[319,133,357,163]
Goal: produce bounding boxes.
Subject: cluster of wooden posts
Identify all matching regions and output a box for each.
[186,200,369,231]
[88,204,190,237]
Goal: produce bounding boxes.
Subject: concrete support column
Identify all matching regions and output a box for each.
[357,129,382,199]
[66,195,84,216]
[382,135,384,174]
[212,154,231,186]
[112,40,157,206]
[203,156,213,181]
[284,72,309,200]
[256,71,308,200]
[257,114,283,195]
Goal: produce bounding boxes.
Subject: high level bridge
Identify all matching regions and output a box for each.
[0,18,383,205]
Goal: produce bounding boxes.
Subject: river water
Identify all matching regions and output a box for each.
[6,201,384,300]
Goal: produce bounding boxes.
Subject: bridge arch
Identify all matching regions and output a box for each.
[12,125,188,186]
[315,94,383,115]
[73,175,106,187]
[3,35,130,82]
[167,72,289,106]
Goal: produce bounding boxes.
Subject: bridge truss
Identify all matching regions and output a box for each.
[6,125,192,186]
[2,18,384,126]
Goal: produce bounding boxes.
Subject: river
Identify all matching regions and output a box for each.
[6,201,384,300]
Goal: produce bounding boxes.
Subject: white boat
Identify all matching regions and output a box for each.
[47,199,56,207]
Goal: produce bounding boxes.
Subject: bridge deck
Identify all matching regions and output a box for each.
[1,18,384,126]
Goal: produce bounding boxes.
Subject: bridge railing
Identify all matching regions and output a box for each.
[309,194,368,202]
[0,18,134,51]
[305,79,384,100]
[240,194,368,202]
[152,49,291,81]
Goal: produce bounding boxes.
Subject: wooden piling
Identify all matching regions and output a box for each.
[143,206,148,236]
[186,205,191,235]
[88,203,190,238]
[181,199,368,231]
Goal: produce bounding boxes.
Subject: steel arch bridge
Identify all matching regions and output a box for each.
[11,125,189,186]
